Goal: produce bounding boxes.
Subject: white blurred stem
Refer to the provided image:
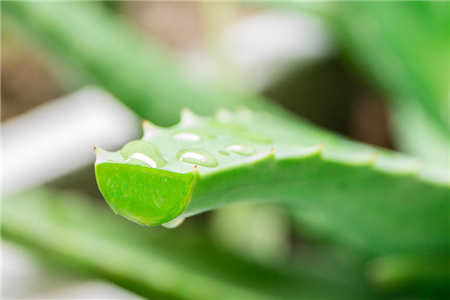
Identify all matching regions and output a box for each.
[2,86,141,195]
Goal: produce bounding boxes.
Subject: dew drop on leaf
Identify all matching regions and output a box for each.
[226,144,256,156]
[177,148,218,168]
[173,132,202,142]
[123,153,157,168]
[121,140,167,167]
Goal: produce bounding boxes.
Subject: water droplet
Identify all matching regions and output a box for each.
[162,218,185,229]
[218,150,230,156]
[121,140,167,167]
[123,153,157,168]
[238,131,272,144]
[226,144,255,156]
[177,148,218,168]
[173,132,201,142]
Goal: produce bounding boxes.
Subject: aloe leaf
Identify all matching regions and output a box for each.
[95,108,449,253]
[390,100,450,167]
[2,188,366,299]
[298,2,449,138]
[2,1,279,126]
[366,254,450,298]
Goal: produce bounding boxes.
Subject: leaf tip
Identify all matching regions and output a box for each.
[162,217,185,229]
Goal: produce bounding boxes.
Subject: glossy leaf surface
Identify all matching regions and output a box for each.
[96,109,450,253]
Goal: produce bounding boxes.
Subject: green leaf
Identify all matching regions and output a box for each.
[2,1,277,126]
[95,108,450,253]
[275,2,449,151]
[308,2,449,138]
[390,99,450,167]
[366,254,450,298]
[2,188,366,299]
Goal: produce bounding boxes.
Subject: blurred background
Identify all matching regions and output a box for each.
[1,1,449,299]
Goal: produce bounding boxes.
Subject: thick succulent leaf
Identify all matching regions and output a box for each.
[299,2,449,139]
[2,188,366,299]
[366,253,450,298]
[95,109,450,253]
[390,100,450,167]
[2,1,278,126]
[332,1,450,163]
[273,2,449,152]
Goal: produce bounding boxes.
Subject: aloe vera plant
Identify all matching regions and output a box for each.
[286,2,450,163]
[330,1,450,165]
[4,2,449,297]
[95,108,449,253]
[293,2,449,139]
[2,1,277,127]
[3,188,367,299]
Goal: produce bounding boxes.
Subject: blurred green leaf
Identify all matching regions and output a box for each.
[331,2,449,137]
[390,99,449,166]
[366,254,450,298]
[285,2,450,161]
[2,188,367,299]
[3,2,449,298]
[2,1,279,126]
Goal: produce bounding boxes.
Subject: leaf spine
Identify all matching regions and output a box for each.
[94,147,114,164]
[180,108,200,127]
[142,120,160,140]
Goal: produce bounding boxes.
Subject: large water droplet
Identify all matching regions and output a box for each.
[177,148,218,168]
[226,144,256,156]
[162,218,185,229]
[123,153,157,168]
[121,140,167,167]
[173,132,201,142]
[180,108,200,127]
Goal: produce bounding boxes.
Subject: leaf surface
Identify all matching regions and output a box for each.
[96,109,450,253]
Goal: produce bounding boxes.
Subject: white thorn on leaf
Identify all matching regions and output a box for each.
[94,147,113,164]
[162,218,185,229]
[374,154,423,175]
[180,108,199,127]
[322,149,378,166]
[142,120,160,140]
[419,165,450,186]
